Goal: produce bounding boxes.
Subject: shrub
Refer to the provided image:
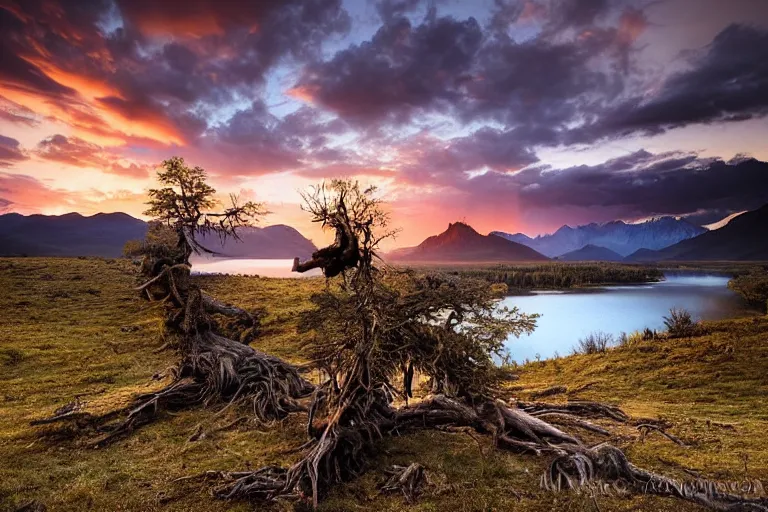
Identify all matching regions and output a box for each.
[663,307,697,338]
[576,331,613,354]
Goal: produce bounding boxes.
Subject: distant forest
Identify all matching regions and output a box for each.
[430,263,664,291]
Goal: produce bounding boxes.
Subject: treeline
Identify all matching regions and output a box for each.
[435,263,664,291]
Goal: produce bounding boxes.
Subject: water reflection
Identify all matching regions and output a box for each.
[191,258,322,278]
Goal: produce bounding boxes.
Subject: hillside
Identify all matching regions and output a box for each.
[627,203,768,261]
[493,216,705,257]
[196,224,317,260]
[1,257,766,511]
[0,213,317,260]
[389,222,548,262]
[0,212,147,257]
[557,244,623,261]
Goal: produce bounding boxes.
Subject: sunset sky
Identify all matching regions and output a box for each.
[1,0,767,248]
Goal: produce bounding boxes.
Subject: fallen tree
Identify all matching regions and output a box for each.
[213,179,768,511]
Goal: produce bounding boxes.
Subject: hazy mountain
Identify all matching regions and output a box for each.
[388,222,548,262]
[557,244,623,262]
[492,216,706,257]
[196,225,316,260]
[0,213,317,259]
[626,203,768,261]
[0,212,147,257]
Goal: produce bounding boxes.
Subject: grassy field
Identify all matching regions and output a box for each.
[1,257,767,511]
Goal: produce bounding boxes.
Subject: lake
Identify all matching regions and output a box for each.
[501,273,748,362]
[193,261,748,362]
[192,258,322,278]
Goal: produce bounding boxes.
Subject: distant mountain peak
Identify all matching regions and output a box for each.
[626,203,768,262]
[389,221,548,262]
[558,244,623,262]
[494,215,706,257]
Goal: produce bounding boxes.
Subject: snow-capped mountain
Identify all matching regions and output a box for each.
[492,216,706,257]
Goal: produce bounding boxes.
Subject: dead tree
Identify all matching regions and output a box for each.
[32,157,313,443]
[215,179,767,511]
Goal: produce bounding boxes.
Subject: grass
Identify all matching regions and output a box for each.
[1,257,767,511]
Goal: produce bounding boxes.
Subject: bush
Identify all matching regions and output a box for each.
[663,307,697,338]
[576,331,613,354]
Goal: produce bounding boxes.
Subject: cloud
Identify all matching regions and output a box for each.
[0,172,79,213]
[0,171,147,215]
[35,134,152,178]
[0,0,350,147]
[465,151,768,223]
[578,24,768,141]
[0,95,39,126]
[0,135,27,167]
[294,15,483,125]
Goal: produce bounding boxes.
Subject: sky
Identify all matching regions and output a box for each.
[1,0,768,248]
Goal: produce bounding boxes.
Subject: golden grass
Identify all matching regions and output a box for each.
[1,257,766,511]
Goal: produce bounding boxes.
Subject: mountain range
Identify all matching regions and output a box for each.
[387,222,548,262]
[196,225,316,260]
[0,212,147,257]
[626,203,768,261]
[0,213,317,259]
[492,216,706,258]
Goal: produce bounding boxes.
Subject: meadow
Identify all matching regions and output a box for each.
[1,257,767,511]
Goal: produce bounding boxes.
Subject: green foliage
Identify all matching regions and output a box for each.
[435,263,663,291]
[143,157,265,258]
[729,270,768,313]
[300,271,538,399]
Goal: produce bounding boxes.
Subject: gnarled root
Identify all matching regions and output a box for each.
[214,396,766,511]
[380,463,427,503]
[32,332,314,445]
[202,292,261,344]
[545,444,768,511]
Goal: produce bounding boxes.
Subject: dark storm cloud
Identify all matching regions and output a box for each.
[0,0,349,144]
[579,24,768,141]
[294,15,483,125]
[294,1,643,138]
[0,135,28,167]
[465,152,768,221]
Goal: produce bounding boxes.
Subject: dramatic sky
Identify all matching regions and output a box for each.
[1,0,768,247]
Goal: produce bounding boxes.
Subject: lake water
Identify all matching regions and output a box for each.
[192,258,322,278]
[193,262,747,361]
[502,273,747,362]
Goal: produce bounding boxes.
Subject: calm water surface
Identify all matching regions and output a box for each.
[192,258,322,278]
[192,263,748,361]
[502,273,747,362]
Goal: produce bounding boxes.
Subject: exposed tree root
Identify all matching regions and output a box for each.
[213,395,766,511]
[33,331,314,446]
[380,463,427,503]
[545,444,768,511]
